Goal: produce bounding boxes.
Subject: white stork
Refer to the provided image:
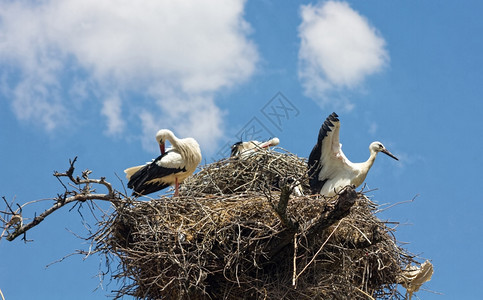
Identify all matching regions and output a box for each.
[230,137,280,157]
[308,112,398,196]
[124,129,202,197]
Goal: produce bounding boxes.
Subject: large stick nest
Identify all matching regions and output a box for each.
[95,149,419,299]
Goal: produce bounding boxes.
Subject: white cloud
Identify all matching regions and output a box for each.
[101,95,125,136]
[298,1,389,109]
[0,0,257,152]
[139,94,224,153]
[368,121,378,136]
[10,76,65,131]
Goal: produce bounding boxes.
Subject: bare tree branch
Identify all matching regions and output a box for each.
[274,184,296,229]
[1,157,122,242]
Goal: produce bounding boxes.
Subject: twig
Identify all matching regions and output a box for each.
[355,287,375,300]
[292,233,298,288]
[294,220,342,283]
[2,196,16,215]
[375,194,418,214]
[46,251,82,268]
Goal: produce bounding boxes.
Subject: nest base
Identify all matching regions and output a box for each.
[95,150,419,299]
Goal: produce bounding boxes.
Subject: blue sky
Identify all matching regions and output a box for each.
[1,0,482,299]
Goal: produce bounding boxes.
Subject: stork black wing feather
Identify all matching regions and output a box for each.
[307,112,338,194]
[230,141,244,157]
[328,112,339,122]
[128,151,186,196]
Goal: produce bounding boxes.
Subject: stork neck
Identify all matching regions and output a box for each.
[160,131,179,149]
[166,134,179,149]
[363,150,378,170]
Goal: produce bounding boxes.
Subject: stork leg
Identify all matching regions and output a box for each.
[174,177,179,197]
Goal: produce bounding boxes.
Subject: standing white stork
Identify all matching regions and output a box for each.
[308,112,398,196]
[230,137,280,157]
[124,129,202,197]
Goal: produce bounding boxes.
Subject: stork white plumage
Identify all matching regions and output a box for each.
[124,129,202,197]
[308,112,398,196]
[230,137,280,157]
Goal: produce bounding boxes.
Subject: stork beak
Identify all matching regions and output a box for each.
[381,149,399,161]
[159,142,165,155]
[260,141,271,148]
[260,137,280,148]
